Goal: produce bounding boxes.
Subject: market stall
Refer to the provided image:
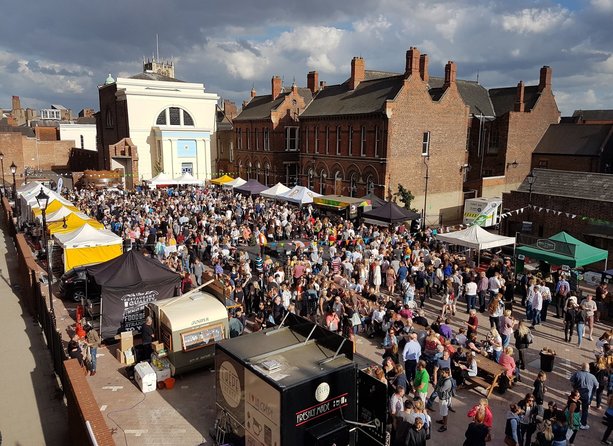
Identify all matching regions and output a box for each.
[277,185,321,205]
[173,172,204,186]
[147,289,229,375]
[53,223,123,271]
[87,250,181,339]
[260,182,290,199]
[210,174,235,185]
[223,177,247,189]
[234,179,268,196]
[360,193,385,209]
[147,172,176,188]
[47,212,104,235]
[435,224,516,265]
[314,195,372,220]
[362,201,420,226]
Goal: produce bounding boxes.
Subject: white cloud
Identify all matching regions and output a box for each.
[501,8,573,34]
[591,0,613,12]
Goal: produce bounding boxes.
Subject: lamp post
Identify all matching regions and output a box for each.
[422,155,430,227]
[0,152,4,198]
[10,161,18,222]
[527,170,536,232]
[36,187,54,315]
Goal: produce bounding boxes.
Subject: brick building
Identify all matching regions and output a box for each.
[214,100,236,176]
[465,66,560,197]
[502,168,613,266]
[232,77,313,186]
[230,47,560,225]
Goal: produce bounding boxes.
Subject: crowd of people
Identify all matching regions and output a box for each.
[56,184,613,445]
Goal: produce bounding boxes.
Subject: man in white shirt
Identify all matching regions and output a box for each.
[580,294,598,341]
[530,284,543,328]
[464,278,478,313]
[402,333,422,383]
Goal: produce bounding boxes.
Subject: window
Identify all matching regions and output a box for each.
[487,127,499,154]
[246,129,251,150]
[422,131,430,156]
[314,126,319,154]
[360,126,366,156]
[264,164,270,185]
[217,137,222,158]
[366,175,374,194]
[305,127,309,153]
[181,162,193,175]
[236,128,242,150]
[255,129,259,151]
[319,170,326,194]
[41,109,61,120]
[256,163,261,182]
[349,173,357,197]
[263,128,270,151]
[247,162,253,179]
[105,109,114,129]
[155,107,195,127]
[229,141,234,162]
[336,126,341,155]
[374,126,380,157]
[537,159,549,168]
[307,168,314,189]
[348,126,353,156]
[325,126,330,154]
[334,171,342,194]
[286,127,299,151]
[80,135,84,149]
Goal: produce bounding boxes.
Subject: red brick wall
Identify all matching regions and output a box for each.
[64,359,116,446]
[387,74,469,223]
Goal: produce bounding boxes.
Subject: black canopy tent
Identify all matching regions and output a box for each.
[362,201,420,225]
[360,193,385,209]
[87,250,181,339]
[234,179,268,196]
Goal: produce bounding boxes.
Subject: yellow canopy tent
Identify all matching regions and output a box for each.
[210,174,234,185]
[54,224,123,271]
[32,201,79,219]
[48,213,104,235]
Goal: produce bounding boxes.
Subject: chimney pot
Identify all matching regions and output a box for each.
[444,61,457,87]
[405,47,420,76]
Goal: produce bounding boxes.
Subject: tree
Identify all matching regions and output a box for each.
[393,184,418,212]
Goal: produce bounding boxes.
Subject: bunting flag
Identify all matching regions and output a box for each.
[499,205,611,227]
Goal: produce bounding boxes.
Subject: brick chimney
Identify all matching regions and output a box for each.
[307,71,319,94]
[405,47,420,76]
[12,95,21,110]
[538,66,552,92]
[320,81,326,90]
[419,54,429,83]
[444,61,457,87]
[514,81,525,112]
[350,57,365,90]
[291,81,298,95]
[224,100,238,119]
[272,76,282,100]
[250,87,257,98]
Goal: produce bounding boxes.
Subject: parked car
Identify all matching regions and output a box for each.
[59,267,101,302]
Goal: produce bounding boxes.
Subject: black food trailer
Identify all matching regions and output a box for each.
[214,314,388,446]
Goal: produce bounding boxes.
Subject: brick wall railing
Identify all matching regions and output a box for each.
[64,359,115,446]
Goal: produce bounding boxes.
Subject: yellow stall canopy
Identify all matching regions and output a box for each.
[210,174,234,185]
[33,201,79,219]
[48,213,104,234]
[54,224,123,271]
[44,206,87,223]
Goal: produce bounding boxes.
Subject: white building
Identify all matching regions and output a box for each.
[97,61,219,185]
[59,123,97,151]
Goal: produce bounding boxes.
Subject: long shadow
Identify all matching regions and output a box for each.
[0,212,69,445]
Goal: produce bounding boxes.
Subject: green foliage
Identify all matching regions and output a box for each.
[393,184,418,212]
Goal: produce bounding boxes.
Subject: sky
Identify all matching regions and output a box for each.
[1,0,612,116]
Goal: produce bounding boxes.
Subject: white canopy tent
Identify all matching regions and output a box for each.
[173,172,204,186]
[148,172,176,188]
[277,185,321,205]
[16,181,43,196]
[223,177,247,188]
[54,223,123,271]
[260,182,290,199]
[21,187,73,222]
[435,225,516,264]
[44,206,90,223]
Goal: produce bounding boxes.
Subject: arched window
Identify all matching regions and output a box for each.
[256,162,261,182]
[247,162,253,179]
[264,164,270,186]
[155,107,195,127]
[307,168,314,190]
[334,171,342,195]
[349,173,357,197]
[319,170,326,195]
[366,175,375,194]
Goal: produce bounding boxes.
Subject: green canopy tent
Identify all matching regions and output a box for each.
[516,231,608,269]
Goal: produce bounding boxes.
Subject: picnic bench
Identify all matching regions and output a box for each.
[465,354,507,398]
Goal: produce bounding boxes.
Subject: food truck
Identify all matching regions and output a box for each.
[214,314,388,446]
[147,290,229,375]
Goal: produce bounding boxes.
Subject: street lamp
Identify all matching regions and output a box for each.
[527,169,536,205]
[10,161,17,200]
[35,187,54,315]
[0,152,4,198]
[422,155,430,227]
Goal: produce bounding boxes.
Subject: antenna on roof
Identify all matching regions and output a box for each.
[476,69,479,84]
[156,33,160,61]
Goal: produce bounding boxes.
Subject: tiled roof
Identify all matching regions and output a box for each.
[516,168,613,202]
[216,110,233,130]
[571,109,613,122]
[489,85,540,116]
[234,87,313,121]
[429,77,494,116]
[534,123,613,156]
[0,123,35,137]
[129,72,185,82]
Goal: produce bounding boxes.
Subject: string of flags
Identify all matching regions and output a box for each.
[499,204,579,220]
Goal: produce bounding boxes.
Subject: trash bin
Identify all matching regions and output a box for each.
[539,351,556,372]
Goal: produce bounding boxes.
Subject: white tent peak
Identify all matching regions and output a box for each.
[260,182,290,199]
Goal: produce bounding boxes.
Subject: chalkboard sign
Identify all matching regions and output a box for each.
[181,323,224,352]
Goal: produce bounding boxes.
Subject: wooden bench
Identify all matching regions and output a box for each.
[465,355,507,398]
[464,375,496,397]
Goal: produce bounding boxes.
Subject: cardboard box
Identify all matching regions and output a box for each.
[116,348,125,364]
[154,367,171,382]
[124,349,135,366]
[152,341,165,353]
[119,331,133,351]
